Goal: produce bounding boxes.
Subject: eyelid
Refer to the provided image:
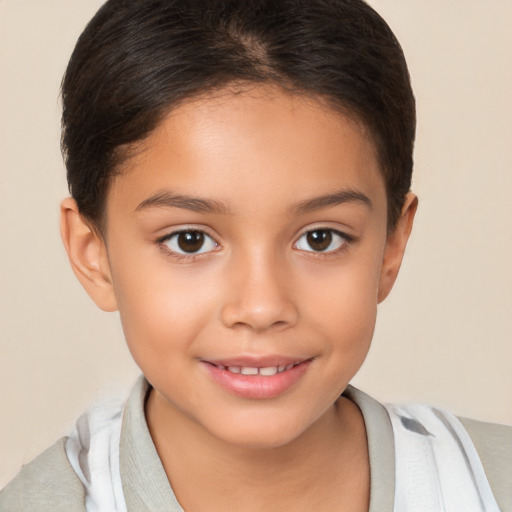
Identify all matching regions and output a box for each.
[156,223,218,241]
[156,226,221,258]
[293,226,354,254]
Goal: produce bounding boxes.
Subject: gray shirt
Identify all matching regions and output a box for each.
[1,376,511,511]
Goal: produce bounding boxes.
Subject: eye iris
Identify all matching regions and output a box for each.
[307,230,332,251]
[177,231,205,253]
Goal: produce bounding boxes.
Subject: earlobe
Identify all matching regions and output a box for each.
[377,193,418,303]
[59,198,118,312]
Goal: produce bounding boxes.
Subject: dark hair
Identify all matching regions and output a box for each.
[61,0,415,231]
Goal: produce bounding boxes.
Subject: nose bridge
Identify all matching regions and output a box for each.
[220,244,298,332]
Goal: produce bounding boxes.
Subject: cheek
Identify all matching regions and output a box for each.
[298,251,382,361]
[313,290,377,368]
[111,256,221,363]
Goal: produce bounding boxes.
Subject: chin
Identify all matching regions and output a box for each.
[214,427,304,450]
[202,408,319,450]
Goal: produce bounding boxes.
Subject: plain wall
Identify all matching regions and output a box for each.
[1,0,511,488]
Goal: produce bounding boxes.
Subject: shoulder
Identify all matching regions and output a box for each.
[459,416,512,511]
[0,437,85,512]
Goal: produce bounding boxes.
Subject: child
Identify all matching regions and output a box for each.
[1,0,510,511]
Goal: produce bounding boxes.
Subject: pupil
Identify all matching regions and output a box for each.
[307,230,332,251]
[177,231,204,253]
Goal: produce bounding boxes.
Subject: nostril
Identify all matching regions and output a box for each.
[228,317,295,333]
[220,267,300,330]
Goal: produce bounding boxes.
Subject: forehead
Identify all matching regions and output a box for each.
[107,85,386,218]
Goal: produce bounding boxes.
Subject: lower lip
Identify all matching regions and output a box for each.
[202,360,312,399]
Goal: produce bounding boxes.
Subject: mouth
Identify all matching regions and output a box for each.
[208,362,300,376]
[201,357,313,399]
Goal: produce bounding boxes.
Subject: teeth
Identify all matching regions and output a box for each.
[222,365,296,376]
[240,367,259,375]
[259,366,278,376]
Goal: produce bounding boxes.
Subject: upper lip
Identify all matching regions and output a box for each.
[202,355,312,368]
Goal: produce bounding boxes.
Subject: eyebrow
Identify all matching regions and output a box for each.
[135,191,232,214]
[135,188,372,215]
[292,188,372,214]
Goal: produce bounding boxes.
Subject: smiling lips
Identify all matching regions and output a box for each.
[202,358,312,399]
[217,363,296,376]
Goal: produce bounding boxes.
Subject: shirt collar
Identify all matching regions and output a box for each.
[119,377,395,512]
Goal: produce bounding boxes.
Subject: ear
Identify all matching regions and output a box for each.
[60,198,118,312]
[377,193,418,303]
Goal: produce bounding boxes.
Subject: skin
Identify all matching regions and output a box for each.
[60,85,417,511]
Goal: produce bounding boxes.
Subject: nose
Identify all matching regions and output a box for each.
[220,251,299,332]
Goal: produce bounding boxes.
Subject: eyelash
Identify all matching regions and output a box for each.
[156,227,354,261]
[293,228,354,258]
[157,229,220,261]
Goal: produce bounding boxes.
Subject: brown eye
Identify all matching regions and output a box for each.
[177,231,205,252]
[306,230,332,251]
[162,230,218,255]
[295,228,348,253]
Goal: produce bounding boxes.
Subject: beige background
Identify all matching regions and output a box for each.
[1,0,511,488]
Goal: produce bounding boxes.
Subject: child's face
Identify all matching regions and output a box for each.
[66,85,415,447]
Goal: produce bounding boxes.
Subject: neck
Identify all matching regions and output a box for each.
[146,390,370,512]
